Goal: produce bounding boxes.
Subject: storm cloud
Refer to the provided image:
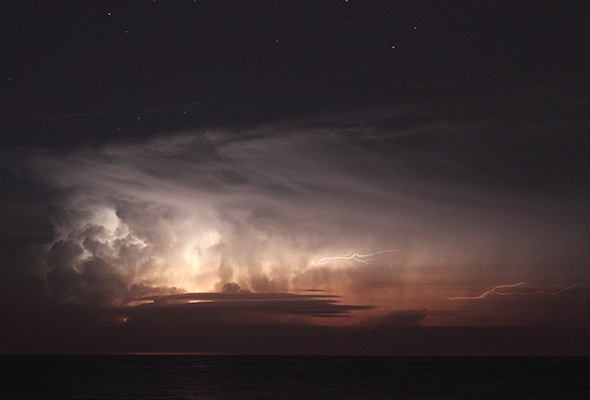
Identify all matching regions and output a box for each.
[2,92,588,328]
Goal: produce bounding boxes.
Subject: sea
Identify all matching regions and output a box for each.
[1,355,589,399]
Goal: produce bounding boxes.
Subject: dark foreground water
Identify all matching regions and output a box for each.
[1,355,589,399]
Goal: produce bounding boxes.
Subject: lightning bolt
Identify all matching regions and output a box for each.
[448,282,579,300]
[521,284,579,296]
[448,282,526,300]
[314,249,400,266]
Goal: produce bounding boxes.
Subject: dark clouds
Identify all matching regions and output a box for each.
[137,291,372,319]
[3,299,588,355]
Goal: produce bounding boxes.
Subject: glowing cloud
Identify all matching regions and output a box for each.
[18,124,415,304]
[10,105,589,308]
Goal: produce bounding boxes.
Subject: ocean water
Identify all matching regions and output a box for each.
[1,355,589,399]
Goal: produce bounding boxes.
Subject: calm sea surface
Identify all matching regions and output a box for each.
[1,355,588,399]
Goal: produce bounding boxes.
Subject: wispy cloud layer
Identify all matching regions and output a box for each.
[5,93,589,318]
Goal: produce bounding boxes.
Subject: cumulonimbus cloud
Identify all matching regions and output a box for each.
[17,119,415,304]
[9,99,589,307]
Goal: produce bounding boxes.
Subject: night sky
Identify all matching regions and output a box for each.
[1,1,589,355]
